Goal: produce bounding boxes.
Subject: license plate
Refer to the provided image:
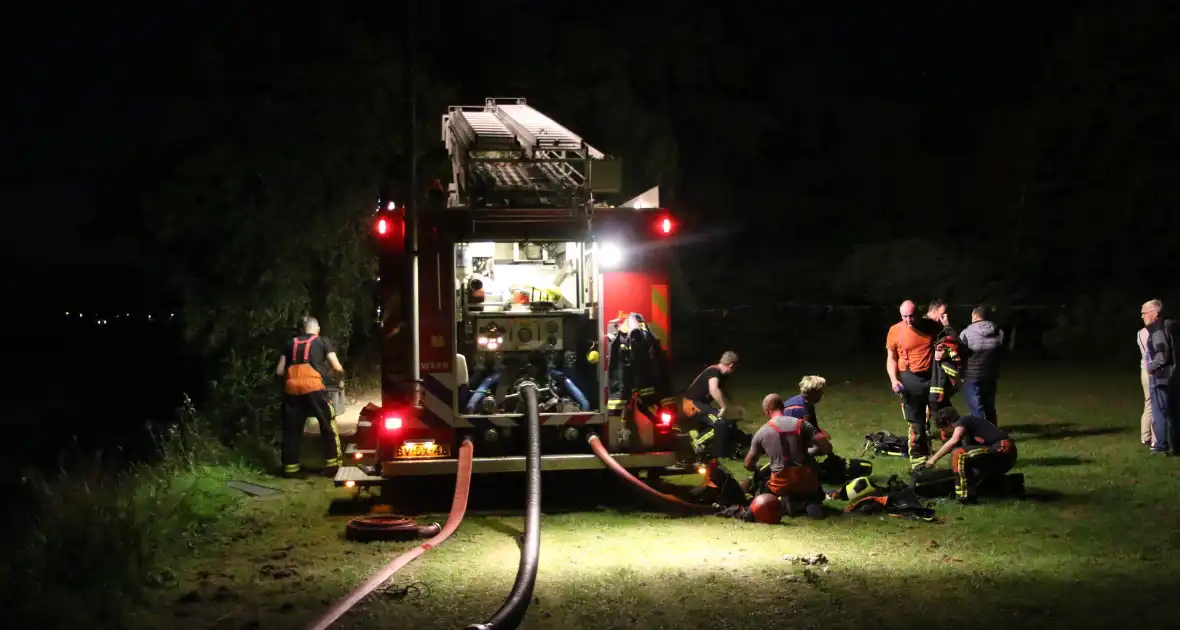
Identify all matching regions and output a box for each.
[397,441,451,458]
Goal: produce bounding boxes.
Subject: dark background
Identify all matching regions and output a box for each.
[4,0,1177,472]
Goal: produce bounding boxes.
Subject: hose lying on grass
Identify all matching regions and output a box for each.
[303,438,474,630]
[588,434,716,513]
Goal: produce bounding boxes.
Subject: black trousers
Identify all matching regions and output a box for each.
[899,370,932,462]
[281,390,341,473]
[689,400,730,458]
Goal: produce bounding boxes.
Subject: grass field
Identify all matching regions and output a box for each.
[129,362,1179,630]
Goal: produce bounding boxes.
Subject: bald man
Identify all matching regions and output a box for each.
[743,393,831,518]
[886,300,946,467]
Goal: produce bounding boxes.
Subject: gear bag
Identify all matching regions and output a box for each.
[909,467,958,498]
[843,477,938,522]
[813,455,873,486]
[861,431,909,458]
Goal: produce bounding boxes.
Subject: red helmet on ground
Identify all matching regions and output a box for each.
[749,493,785,524]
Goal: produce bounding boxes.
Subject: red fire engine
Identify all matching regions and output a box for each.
[335,98,681,487]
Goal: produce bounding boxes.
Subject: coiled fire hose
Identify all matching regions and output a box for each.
[345,515,441,542]
[304,438,474,630]
[465,381,543,630]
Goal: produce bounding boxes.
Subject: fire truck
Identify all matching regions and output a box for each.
[335,98,682,487]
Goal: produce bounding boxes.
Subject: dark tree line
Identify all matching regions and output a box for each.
[82,1,1177,430]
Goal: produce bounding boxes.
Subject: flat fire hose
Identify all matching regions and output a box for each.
[303,438,474,630]
[588,434,715,513]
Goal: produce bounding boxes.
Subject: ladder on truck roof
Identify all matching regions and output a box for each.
[442,98,620,211]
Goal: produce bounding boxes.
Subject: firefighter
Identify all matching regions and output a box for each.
[930,324,964,439]
[886,299,950,468]
[921,406,1018,504]
[783,374,828,438]
[274,317,346,477]
[781,375,868,485]
[681,351,739,459]
[606,312,673,422]
[743,393,832,519]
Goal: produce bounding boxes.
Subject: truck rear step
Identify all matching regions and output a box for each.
[334,451,677,485]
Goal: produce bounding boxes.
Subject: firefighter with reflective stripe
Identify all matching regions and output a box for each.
[606,312,672,421]
[743,393,832,518]
[274,317,346,477]
[886,299,952,468]
[681,351,739,459]
[922,406,1017,504]
[929,325,963,438]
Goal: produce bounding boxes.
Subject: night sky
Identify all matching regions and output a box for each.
[3,1,1165,293]
[3,4,212,264]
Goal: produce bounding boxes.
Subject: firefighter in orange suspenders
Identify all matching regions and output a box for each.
[743,394,833,519]
[274,317,346,477]
[606,312,675,426]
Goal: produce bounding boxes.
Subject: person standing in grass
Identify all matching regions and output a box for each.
[1142,299,1177,456]
[885,300,944,468]
[959,305,1005,425]
[1137,325,1155,448]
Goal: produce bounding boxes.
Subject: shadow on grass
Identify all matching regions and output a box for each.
[1019,456,1088,467]
[1005,423,1131,441]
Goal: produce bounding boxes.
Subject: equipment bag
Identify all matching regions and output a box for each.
[909,468,958,498]
[847,487,938,522]
[813,455,874,486]
[862,431,909,458]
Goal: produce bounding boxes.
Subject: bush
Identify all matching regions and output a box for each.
[0,400,253,629]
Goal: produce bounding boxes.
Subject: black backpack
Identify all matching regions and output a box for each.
[861,431,909,458]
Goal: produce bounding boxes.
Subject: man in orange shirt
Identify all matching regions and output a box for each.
[886,300,949,467]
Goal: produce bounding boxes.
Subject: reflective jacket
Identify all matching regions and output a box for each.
[929,326,962,406]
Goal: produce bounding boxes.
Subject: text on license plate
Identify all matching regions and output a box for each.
[397,441,450,458]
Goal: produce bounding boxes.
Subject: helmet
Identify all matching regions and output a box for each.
[846,459,873,479]
[843,476,877,503]
[749,493,785,524]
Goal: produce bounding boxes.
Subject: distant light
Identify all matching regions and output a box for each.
[65,311,69,316]
[387,201,396,210]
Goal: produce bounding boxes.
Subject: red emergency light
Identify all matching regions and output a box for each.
[658,410,674,427]
[383,413,403,431]
[655,215,674,235]
[376,217,391,236]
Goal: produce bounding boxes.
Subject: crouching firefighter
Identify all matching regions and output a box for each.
[274,317,346,477]
[680,351,740,460]
[606,312,675,436]
[782,374,870,484]
[743,394,832,519]
[921,407,1018,504]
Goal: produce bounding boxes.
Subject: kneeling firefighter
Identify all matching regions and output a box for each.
[921,406,1018,503]
[606,312,675,425]
[275,317,345,477]
[743,394,832,519]
[783,375,872,485]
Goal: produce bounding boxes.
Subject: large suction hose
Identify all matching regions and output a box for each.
[303,439,475,630]
[588,434,716,513]
[465,382,543,630]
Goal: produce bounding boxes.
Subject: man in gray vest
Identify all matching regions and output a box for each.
[959,305,1005,426]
